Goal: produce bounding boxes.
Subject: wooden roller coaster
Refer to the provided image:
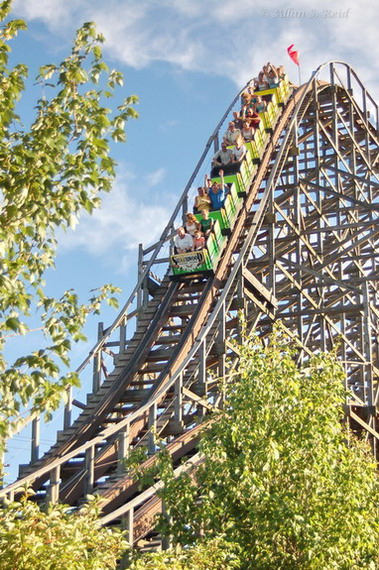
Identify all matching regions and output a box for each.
[2,61,379,550]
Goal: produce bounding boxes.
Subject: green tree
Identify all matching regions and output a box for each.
[0,3,137,568]
[0,494,128,569]
[128,537,240,570]
[142,326,379,569]
[0,0,138,451]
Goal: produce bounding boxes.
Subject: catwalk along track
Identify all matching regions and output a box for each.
[2,61,379,549]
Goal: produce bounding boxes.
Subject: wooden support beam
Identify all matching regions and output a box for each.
[47,466,61,504]
[242,267,278,308]
[85,445,95,495]
[148,403,157,455]
[182,387,217,412]
[350,409,379,440]
[117,425,130,476]
[31,417,40,464]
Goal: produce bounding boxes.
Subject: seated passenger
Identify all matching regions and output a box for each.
[211,141,234,177]
[232,137,247,164]
[192,230,206,251]
[232,111,243,130]
[223,121,241,146]
[241,120,255,142]
[254,71,269,91]
[199,209,214,237]
[209,180,225,210]
[174,226,193,254]
[241,93,256,117]
[254,96,267,113]
[193,185,211,214]
[185,212,200,236]
[240,90,251,107]
[246,89,259,104]
[276,65,286,80]
[243,107,261,130]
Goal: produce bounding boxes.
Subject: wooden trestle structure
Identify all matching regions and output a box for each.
[2,61,379,548]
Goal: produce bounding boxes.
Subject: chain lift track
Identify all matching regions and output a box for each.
[2,62,379,549]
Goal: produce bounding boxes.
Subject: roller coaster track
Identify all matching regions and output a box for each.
[2,61,379,550]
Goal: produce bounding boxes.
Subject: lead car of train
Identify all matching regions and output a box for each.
[169,74,292,280]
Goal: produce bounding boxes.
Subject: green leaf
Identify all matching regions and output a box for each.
[5,317,21,332]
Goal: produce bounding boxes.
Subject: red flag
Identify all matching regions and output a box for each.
[287,44,300,66]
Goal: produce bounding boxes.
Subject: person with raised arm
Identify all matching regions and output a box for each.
[218,169,231,199]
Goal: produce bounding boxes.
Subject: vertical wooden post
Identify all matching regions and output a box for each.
[0,449,4,489]
[218,303,226,403]
[172,372,184,433]
[174,373,183,423]
[92,322,104,393]
[85,445,95,496]
[161,501,172,550]
[117,424,130,476]
[198,340,206,396]
[47,466,61,504]
[266,174,276,304]
[363,282,373,406]
[117,509,134,569]
[63,386,72,430]
[119,316,127,354]
[363,282,376,458]
[124,508,134,546]
[31,416,40,464]
[236,268,245,342]
[137,244,143,312]
[148,402,157,455]
[196,341,207,420]
[142,276,149,309]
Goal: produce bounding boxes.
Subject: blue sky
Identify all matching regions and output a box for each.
[5,0,379,476]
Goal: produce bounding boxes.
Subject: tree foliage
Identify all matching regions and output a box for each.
[139,326,379,569]
[0,0,138,450]
[128,537,241,570]
[0,494,128,569]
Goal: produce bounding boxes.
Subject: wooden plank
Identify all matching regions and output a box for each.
[350,409,379,440]
[182,387,217,412]
[242,267,278,308]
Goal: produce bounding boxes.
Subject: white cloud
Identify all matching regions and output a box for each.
[57,168,174,273]
[159,119,180,133]
[144,168,166,187]
[11,0,379,100]
[13,0,85,29]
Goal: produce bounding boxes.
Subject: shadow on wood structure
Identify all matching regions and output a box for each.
[2,61,379,550]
